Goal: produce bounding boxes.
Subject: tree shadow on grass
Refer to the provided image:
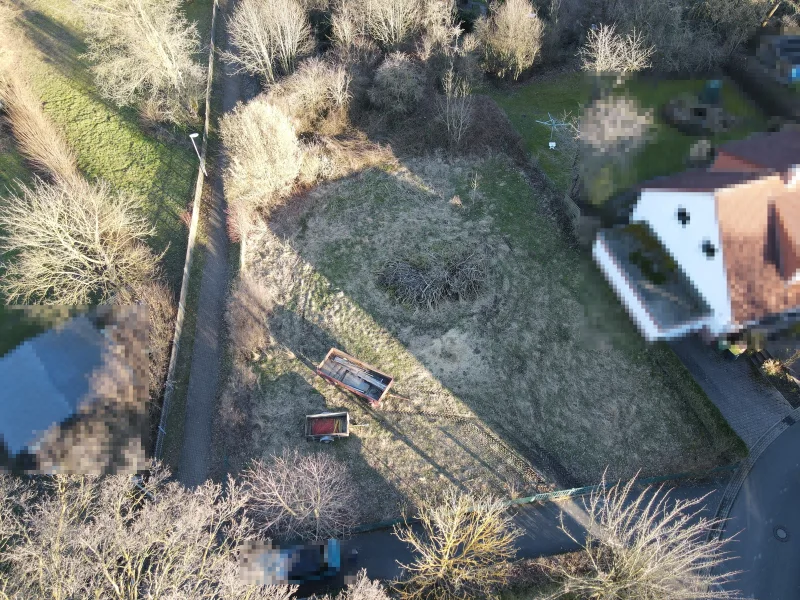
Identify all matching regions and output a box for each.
[15,5,87,80]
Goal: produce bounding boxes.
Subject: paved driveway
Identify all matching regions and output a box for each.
[670,338,792,447]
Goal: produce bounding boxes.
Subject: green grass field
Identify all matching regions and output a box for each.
[488,73,768,203]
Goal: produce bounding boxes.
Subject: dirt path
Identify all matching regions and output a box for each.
[177,1,240,488]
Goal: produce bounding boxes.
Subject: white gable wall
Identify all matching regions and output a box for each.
[631,189,733,336]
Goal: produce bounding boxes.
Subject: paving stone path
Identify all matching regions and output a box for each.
[670,338,792,448]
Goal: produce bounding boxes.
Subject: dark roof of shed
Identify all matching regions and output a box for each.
[716,129,800,175]
[639,169,762,192]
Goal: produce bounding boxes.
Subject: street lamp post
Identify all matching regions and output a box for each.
[189,133,208,176]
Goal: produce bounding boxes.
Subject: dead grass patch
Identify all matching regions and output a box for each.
[224,154,742,521]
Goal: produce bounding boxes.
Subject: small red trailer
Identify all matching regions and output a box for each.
[305,412,350,442]
[316,348,393,406]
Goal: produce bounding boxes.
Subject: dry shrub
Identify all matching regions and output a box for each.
[361,0,424,49]
[79,0,205,124]
[368,52,425,115]
[761,358,784,378]
[552,475,741,599]
[333,570,391,600]
[303,134,397,184]
[221,97,302,214]
[477,0,544,80]
[394,490,520,600]
[378,246,487,309]
[115,279,176,400]
[436,65,473,147]
[225,0,314,85]
[242,450,358,542]
[226,275,277,362]
[269,58,351,134]
[0,179,158,304]
[608,0,723,73]
[0,74,79,183]
[417,0,461,61]
[579,24,654,75]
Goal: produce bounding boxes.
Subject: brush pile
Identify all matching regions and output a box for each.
[378,246,487,309]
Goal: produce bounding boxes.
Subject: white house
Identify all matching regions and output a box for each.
[593,128,800,341]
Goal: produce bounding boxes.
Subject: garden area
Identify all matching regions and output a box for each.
[218,152,745,523]
[488,72,769,208]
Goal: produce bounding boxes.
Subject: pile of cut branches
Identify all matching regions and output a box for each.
[378,246,487,309]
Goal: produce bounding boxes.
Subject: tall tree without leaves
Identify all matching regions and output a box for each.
[394,490,520,599]
[225,0,314,84]
[0,179,159,304]
[79,0,205,124]
[551,475,741,599]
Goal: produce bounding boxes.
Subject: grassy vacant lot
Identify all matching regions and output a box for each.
[235,154,744,522]
[1,0,205,286]
[488,72,768,200]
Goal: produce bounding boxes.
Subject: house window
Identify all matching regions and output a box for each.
[677,207,690,226]
[702,240,716,258]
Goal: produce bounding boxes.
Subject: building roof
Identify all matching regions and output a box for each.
[639,169,762,193]
[714,175,800,324]
[715,128,800,176]
[0,316,108,454]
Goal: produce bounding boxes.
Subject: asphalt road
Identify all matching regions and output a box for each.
[345,483,724,582]
[719,420,800,600]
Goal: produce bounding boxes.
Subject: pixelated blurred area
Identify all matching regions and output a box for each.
[0,305,149,475]
[239,537,359,595]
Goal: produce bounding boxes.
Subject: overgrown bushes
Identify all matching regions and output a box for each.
[476,0,544,80]
[368,52,425,115]
[268,57,352,133]
[221,97,302,214]
[79,0,205,124]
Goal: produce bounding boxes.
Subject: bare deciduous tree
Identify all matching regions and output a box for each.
[242,450,358,542]
[579,24,654,75]
[361,0,424,49]
[220,97,302,213]
[0,466,297,600]
[551,475,741,599]
[0,179,159,304]
[477,0,545,80]
[394,490,521,600]
[225,0,314,85]
[79,0,205,124]
[368,52,425,115]
[436,65,473,147]
[607,0,722,73]
[0,74,79,184]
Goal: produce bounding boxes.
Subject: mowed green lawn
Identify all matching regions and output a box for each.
[488,72,768,202]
